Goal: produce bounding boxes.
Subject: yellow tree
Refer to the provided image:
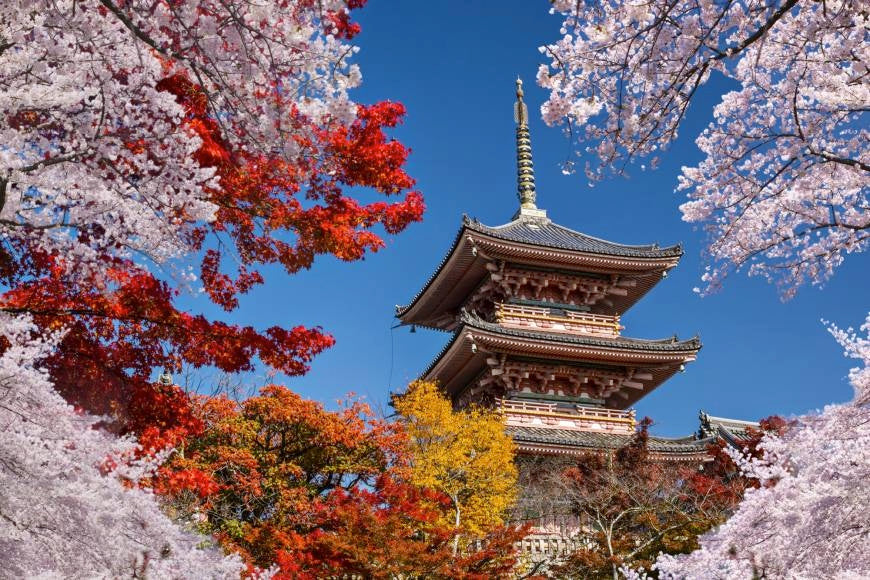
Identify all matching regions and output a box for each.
[393,381,518,552]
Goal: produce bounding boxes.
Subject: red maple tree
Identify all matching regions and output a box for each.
[1,21,423,448]
[156,386,524,579]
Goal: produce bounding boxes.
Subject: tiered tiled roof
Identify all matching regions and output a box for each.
[465,216,682,259]
[508,410,759,460]
[463,311,699,353]
[422,311,700,409]
[396,214,684,326]
[507,425,714,457]
[423,311,699,377]
[698,411,759,446]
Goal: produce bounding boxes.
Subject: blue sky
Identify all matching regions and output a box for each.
[178,0,867,436]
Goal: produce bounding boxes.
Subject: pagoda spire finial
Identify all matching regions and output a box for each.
[514,77,545,219]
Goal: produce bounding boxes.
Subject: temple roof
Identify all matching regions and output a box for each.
[465,215,682,259]
[397,215,684,328]
[508,410,758,459]
[396,79,683,331]
[424,311,700,409]
[458,312,700,352]
[507,425,714,458]
[399,78,685,329]
[698,411,759,446]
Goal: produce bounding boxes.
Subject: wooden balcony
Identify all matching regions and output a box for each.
[498,398,636,434]
[494,303,622,337]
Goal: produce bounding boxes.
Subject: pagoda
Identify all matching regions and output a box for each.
[397,79,709,459]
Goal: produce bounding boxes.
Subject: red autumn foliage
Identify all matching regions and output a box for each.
[157,386,524,578]
[274,478,527,579]
[1,61,422,448]
[157,72,424,312]
[692,415,790,497]
[517,417,787,579]
[0,252,333,444]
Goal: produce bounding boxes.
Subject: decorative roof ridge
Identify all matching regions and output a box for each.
[698,410,760,441]
[699,411,760,428]
[466,216,683,256]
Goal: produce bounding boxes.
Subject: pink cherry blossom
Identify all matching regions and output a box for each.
[540,0,868,297]
[1,1,366,575]
[0,313,246,577]
[1,0,364,278]
[648,315,870,579]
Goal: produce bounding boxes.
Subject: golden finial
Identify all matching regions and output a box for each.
[514,77,528,125]
[514,76,538,214]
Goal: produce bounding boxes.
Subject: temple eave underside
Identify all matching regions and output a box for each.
[424,320,699,410]
[397,226,682,330]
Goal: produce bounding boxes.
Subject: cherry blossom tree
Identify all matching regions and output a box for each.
[539,0,868,296]
[0,313,246,577]
[3,0,376,266]
[540,3,868,577]
[619,316,869,579]
[1,0,421,575]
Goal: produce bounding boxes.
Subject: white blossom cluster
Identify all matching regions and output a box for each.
[540,0,868,296]
[1,0,363,276]
[1,1,365,575]
[624,314,870,579]
[0,313,245,577]
[544,3,868,576]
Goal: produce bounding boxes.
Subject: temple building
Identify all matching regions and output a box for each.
[397,79,750,461]
[396,78,758,563]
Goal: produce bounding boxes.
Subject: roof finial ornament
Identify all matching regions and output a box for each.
[513,77,546,220]
[514,76,528,125]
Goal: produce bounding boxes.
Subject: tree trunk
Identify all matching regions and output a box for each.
[452,494,461,556]
[605,526,617,580]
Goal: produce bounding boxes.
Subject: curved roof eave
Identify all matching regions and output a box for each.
[397,214,684,321]
[460,312,702,353]
[421,311,701,379]
[395,218,471,320]
[464,215,683,259]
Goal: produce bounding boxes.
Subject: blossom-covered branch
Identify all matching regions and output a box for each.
[540,0,868,296]
[1,0,422,574]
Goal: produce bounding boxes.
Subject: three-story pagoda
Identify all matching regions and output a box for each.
[397,79,705,459]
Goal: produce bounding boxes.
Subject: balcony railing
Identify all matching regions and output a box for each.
[498,398,629,419]
[494,303,622,337]
[498,398,636,434]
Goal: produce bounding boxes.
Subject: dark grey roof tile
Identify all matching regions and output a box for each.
[506,425,714,454]
[466,215,682,259]
[460,311,701,352]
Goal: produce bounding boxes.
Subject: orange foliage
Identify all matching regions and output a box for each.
[159,386,524,578]
[157,72,424,311]
[1,63,422,447]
